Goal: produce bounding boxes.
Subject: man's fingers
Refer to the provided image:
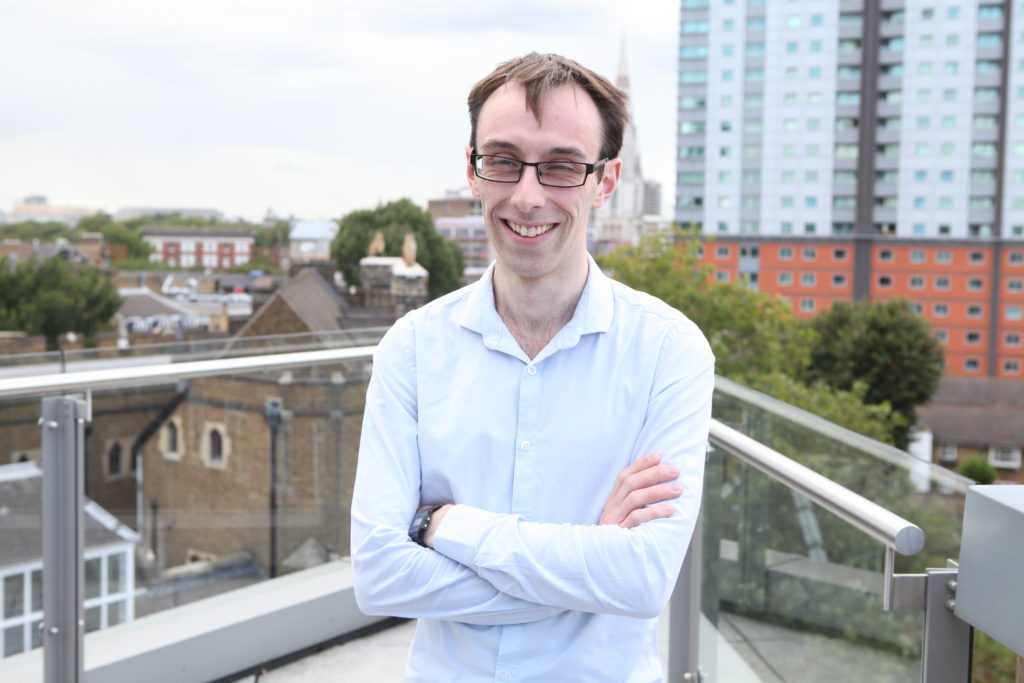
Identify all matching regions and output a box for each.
[619,503,675,529]
[622,482,682,511]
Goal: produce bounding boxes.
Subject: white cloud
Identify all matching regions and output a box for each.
[0,0,678,220]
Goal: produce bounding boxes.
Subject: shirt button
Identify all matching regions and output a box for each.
[526,365,537,375]
[520,440,531,450]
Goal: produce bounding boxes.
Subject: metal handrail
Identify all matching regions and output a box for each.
[0,345,924,559]
[0,346,377,399]
[709,420,925,556]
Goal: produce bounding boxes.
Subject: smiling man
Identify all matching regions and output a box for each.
[351,53,714,682]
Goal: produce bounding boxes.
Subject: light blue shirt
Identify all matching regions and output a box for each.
[351,257,715,682]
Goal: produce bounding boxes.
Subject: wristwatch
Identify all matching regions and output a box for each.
[409,505,444,546]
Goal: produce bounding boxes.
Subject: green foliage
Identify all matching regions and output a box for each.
[252,221,291,248]
[0,257,122,350]
[743,372,903,445]
[0,221,77,242]
[600,230,814,379]
[958,455,996,484]
[972,630,1018,683]
[803,300,944,448]
[331,199,463,300]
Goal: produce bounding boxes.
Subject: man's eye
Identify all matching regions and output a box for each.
[489,157,519,168]
[545,162,582,173]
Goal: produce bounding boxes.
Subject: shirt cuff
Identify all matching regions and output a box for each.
[432,504,503,566]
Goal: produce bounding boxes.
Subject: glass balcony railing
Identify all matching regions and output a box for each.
[0,334,978,682]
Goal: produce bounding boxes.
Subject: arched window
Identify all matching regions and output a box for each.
[209,429,223,461]
[166,422,178,453]
[108,443,123,476]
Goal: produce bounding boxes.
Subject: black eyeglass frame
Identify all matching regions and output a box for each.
[470,152,608,188]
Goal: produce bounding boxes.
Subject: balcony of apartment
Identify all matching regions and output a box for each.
[0,333,1018,682]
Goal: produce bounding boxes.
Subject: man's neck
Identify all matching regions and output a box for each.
[492,256,590,360]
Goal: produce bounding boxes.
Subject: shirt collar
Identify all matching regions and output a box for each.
[458,254,614,353]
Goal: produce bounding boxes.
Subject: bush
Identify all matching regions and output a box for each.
[958,456,996,484]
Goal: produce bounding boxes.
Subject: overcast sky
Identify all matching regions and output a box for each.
[0,0,679,222]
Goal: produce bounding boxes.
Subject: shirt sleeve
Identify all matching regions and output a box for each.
[350,317,563,625]
[431,324,715,619]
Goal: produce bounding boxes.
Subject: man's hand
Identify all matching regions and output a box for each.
[599,454,682,528]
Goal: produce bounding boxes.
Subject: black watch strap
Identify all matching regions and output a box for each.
[409,505,443,546]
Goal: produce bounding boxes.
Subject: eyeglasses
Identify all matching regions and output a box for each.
[471,153,607,188]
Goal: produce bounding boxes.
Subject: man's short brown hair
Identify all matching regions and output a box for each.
[467,52,629,162]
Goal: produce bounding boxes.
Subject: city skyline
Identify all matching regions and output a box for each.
[0,0,678,223]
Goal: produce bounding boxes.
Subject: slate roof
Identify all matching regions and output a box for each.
[916,377,1024,447]
[118,287,194,318]
[0,462,139,568]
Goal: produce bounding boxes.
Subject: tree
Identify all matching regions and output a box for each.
[331,199,463,300]
[600,230,815,380]
[802,300,944,449]
[77,213,153,261]
[252,220,291,248]
[0,257,122,350]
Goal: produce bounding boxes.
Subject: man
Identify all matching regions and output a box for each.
[351,53,714,682]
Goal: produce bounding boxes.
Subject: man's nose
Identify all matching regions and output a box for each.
[510,165,546,211]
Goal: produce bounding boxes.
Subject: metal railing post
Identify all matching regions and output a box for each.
[40,395,88,683]
[921,567,971,682]
[668,508,704,682]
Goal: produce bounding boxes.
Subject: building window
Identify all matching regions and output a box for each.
[878,249,893,263]
[934,303,950,317]
[1005,360,1022,375]
[989,446,1022,469]
[1009,279,1023,292]
[965,358,981,371]
[200,422,231,469]
[878,275,893,288]
[832,274,847,287]
[939,444,958,465]
[1007,333,1022,347]
[1007,306,1023,321]
[968,278,984,292]
[935,330,948,343]
[937,250,952,264]
[161,417,183,461]
[966,331,982,344]
[779,247,793,260]
[801,273,817,287]
[935,277,950,290]
[910,276,925,290]
[969,251,985,264]
[800,299,815,312]
[802,248,817,261]
[778,273,793,286]
[967,305,983,319]
[716,246,730,259]
[1010,252,1024,265]
[833,248,847,261]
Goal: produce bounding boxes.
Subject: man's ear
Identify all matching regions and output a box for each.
[466,145,480,197]
[591,157,622,209]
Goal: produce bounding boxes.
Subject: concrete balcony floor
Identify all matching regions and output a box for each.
[230,607,917,682]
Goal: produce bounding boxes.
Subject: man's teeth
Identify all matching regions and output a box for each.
[507,221,555,237]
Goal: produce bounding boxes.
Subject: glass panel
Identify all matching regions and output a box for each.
[84,557,102,600]
[30,620,42,649]
[107,601,126,627]
[85,605,102,633]
[3,574,24,619]
[108,553,126,594]
[3,625,24,657]
[699,381,971,681]
[30,569,42,612]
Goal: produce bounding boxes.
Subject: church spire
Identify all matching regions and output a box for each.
[616,35,630,92]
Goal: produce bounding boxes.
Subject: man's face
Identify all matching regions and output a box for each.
[467,83,620,284]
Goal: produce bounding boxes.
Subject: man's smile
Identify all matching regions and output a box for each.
[504,219,556,238]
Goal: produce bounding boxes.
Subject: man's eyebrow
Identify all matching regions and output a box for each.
[478,140,521,154]
[478,141,589,160]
